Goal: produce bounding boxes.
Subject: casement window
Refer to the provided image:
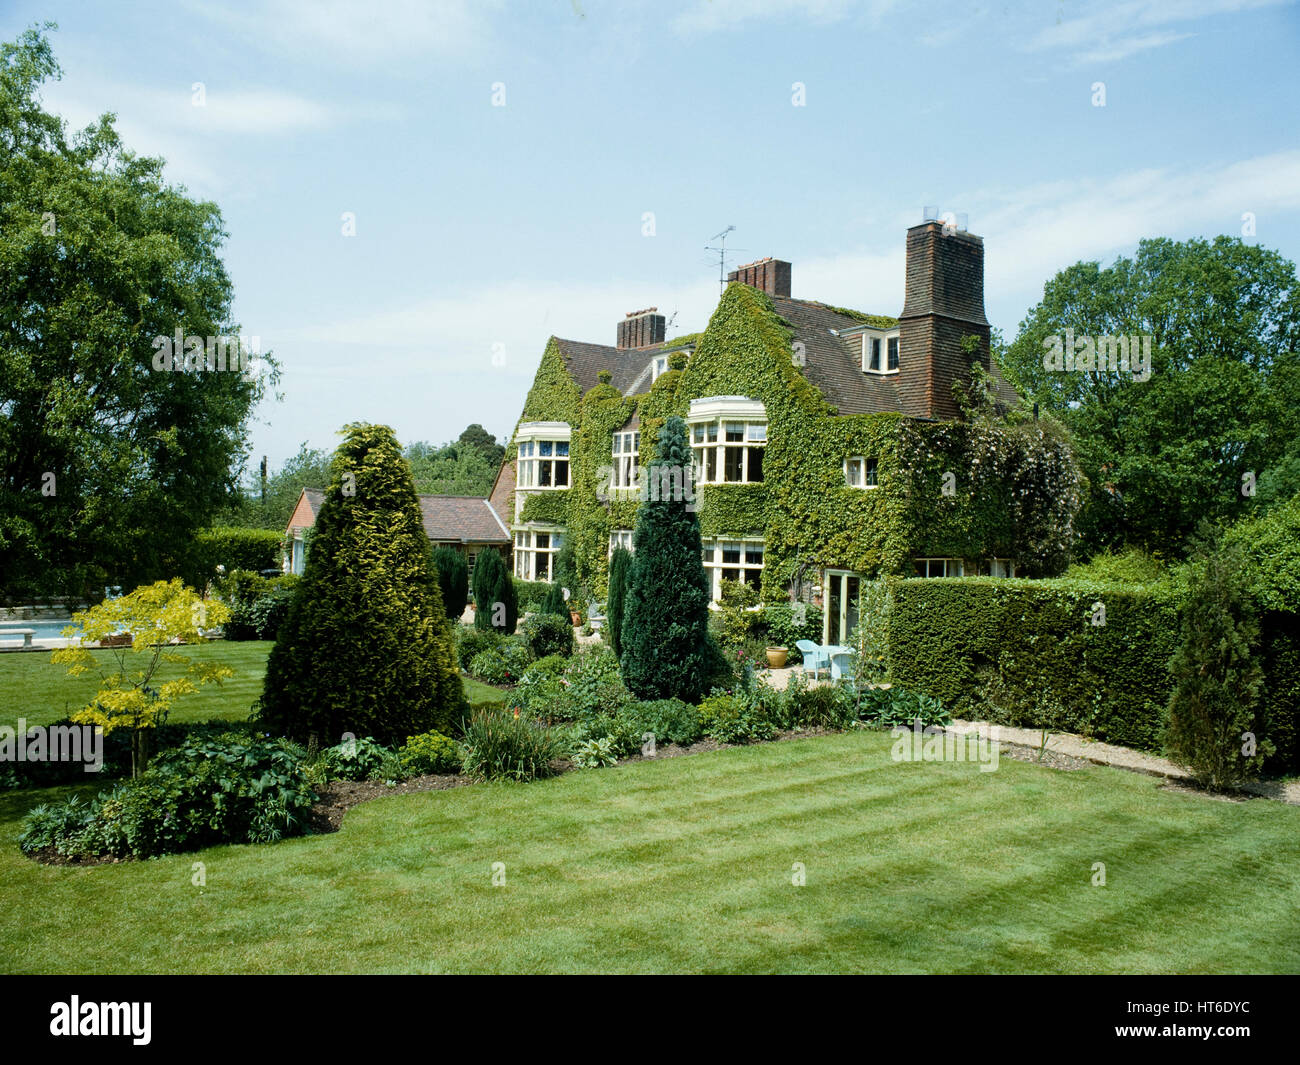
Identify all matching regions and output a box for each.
[514,528,563,581]
[688,398,767,485]
[702,538,764,601]
[845,456,878,488]
[515,422,571,489]
[611,431,640,490]
[690,419,766,483]
[979,558,1017,578]
[861,331,900,375]
[914,558,965,578]
[608,529,634,557]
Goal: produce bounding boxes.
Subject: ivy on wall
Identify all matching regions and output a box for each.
[503,283,1083,603]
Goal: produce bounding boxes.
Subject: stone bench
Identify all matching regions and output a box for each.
[0,628,35,647]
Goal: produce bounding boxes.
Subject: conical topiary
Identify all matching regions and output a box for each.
[472,545,517,634]
[619,415,714,701]
[257,423,464,745]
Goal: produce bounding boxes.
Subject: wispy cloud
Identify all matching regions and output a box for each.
[188,0,499,67]
[1024,0,1290,66]
[671,0,897,36]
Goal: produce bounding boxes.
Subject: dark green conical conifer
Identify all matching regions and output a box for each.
[620,416,713,701]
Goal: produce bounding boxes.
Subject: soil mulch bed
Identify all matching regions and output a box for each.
[307,773,470,833]
[994,740,1091,772]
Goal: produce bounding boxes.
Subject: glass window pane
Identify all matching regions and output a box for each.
[888,337,899,371]
[539,462,552,487]
[556,441,569,457]
[747,422,767,442]
[692,424,705,444]
[706,423,718,442]
[555,460,569,487]
[745,544,763,564]
[721,545,740,564]
[747,447,764,482]
[724,421,744,442]
[870,338,881,370]
[724,447,744,482]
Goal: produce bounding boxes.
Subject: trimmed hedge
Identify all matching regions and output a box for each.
[885,575,1300,771]
[181,528,283,588]
[886,576,1182,752]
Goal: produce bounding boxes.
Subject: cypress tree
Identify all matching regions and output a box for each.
[620,416,713,701]
[473,547,517,634]
[432,546,469,621]
[1166,541,1270,790]
[257,423,463,745]
[606,545,631,657]
[539,581,568,617]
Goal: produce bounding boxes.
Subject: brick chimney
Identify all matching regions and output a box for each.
[727,257,792,297]
[896,221,990,421]
[617,307,667,349]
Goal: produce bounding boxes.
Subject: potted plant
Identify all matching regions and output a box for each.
[766,646,788,668]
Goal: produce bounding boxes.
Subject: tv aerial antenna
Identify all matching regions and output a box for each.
[705,226,746,295]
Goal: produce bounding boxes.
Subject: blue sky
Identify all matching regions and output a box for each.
[5,0,1299,471]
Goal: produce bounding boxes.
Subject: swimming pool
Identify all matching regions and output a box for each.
[0,619,83,642]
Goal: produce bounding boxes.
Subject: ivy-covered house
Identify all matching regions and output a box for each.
[495,220,1082,643]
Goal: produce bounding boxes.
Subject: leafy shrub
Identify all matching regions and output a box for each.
[20,733,316,859]
[572,712,642,757]
[512,577,552,613]
[522,654,569,681]
[461,706,564,782]
[456,623,502,671]
[783,676,856,729]
[1166,543,1270,789]
[500,637,535,677]
[622,698,702,747]
[716,578,762,651]
[762,602,823,662]
[399,730,462,775]
[522,612,575,659]
[697,691,776,744]
[606,546,632,657]
[859,687,951,729]
[563,646,632,722]
[469,649,509,685]
[539,581,569,617]
[318,736,396,782]
[1065,548,1168,585]
[572,736,618,769]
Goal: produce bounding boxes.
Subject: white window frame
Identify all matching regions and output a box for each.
[651,356,669,381]
[608,529,634,557]
[980,557,1017,578]
[860,329,901,375]
[844,456,879,489]
[702,536,765,602]
[515,422,571,490]
[611,430,640,490]
[914,558,965,578]
[688,397,767,486]
[513,526,564,582]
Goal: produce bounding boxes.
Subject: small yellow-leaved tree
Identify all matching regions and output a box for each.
[52,580,233,776]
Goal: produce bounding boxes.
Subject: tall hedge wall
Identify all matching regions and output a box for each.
[178,528,284,590]
[885,575,1299,771]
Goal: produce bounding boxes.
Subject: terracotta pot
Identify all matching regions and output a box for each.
[766,646,789,669]
[570,610,582,627]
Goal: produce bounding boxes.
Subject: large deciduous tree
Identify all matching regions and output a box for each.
[0,27,274,597]
[1000,237,1300,558]
[257,424,463,745]
[620,416,713,701]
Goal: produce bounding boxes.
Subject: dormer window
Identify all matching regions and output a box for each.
[651,356,669,381]
[861,330,900,375]
[516,422,571,489]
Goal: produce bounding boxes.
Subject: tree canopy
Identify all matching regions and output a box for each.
[0,26,274,597]
[1000,236,1300,558]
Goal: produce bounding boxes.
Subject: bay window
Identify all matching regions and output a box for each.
[514,528,563,581]
[516,422,571,489]
[702,538,764,601]
[688,398,767,485]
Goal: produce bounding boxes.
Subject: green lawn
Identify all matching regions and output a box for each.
[2,730,1298,973]
[0,642,503,728]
